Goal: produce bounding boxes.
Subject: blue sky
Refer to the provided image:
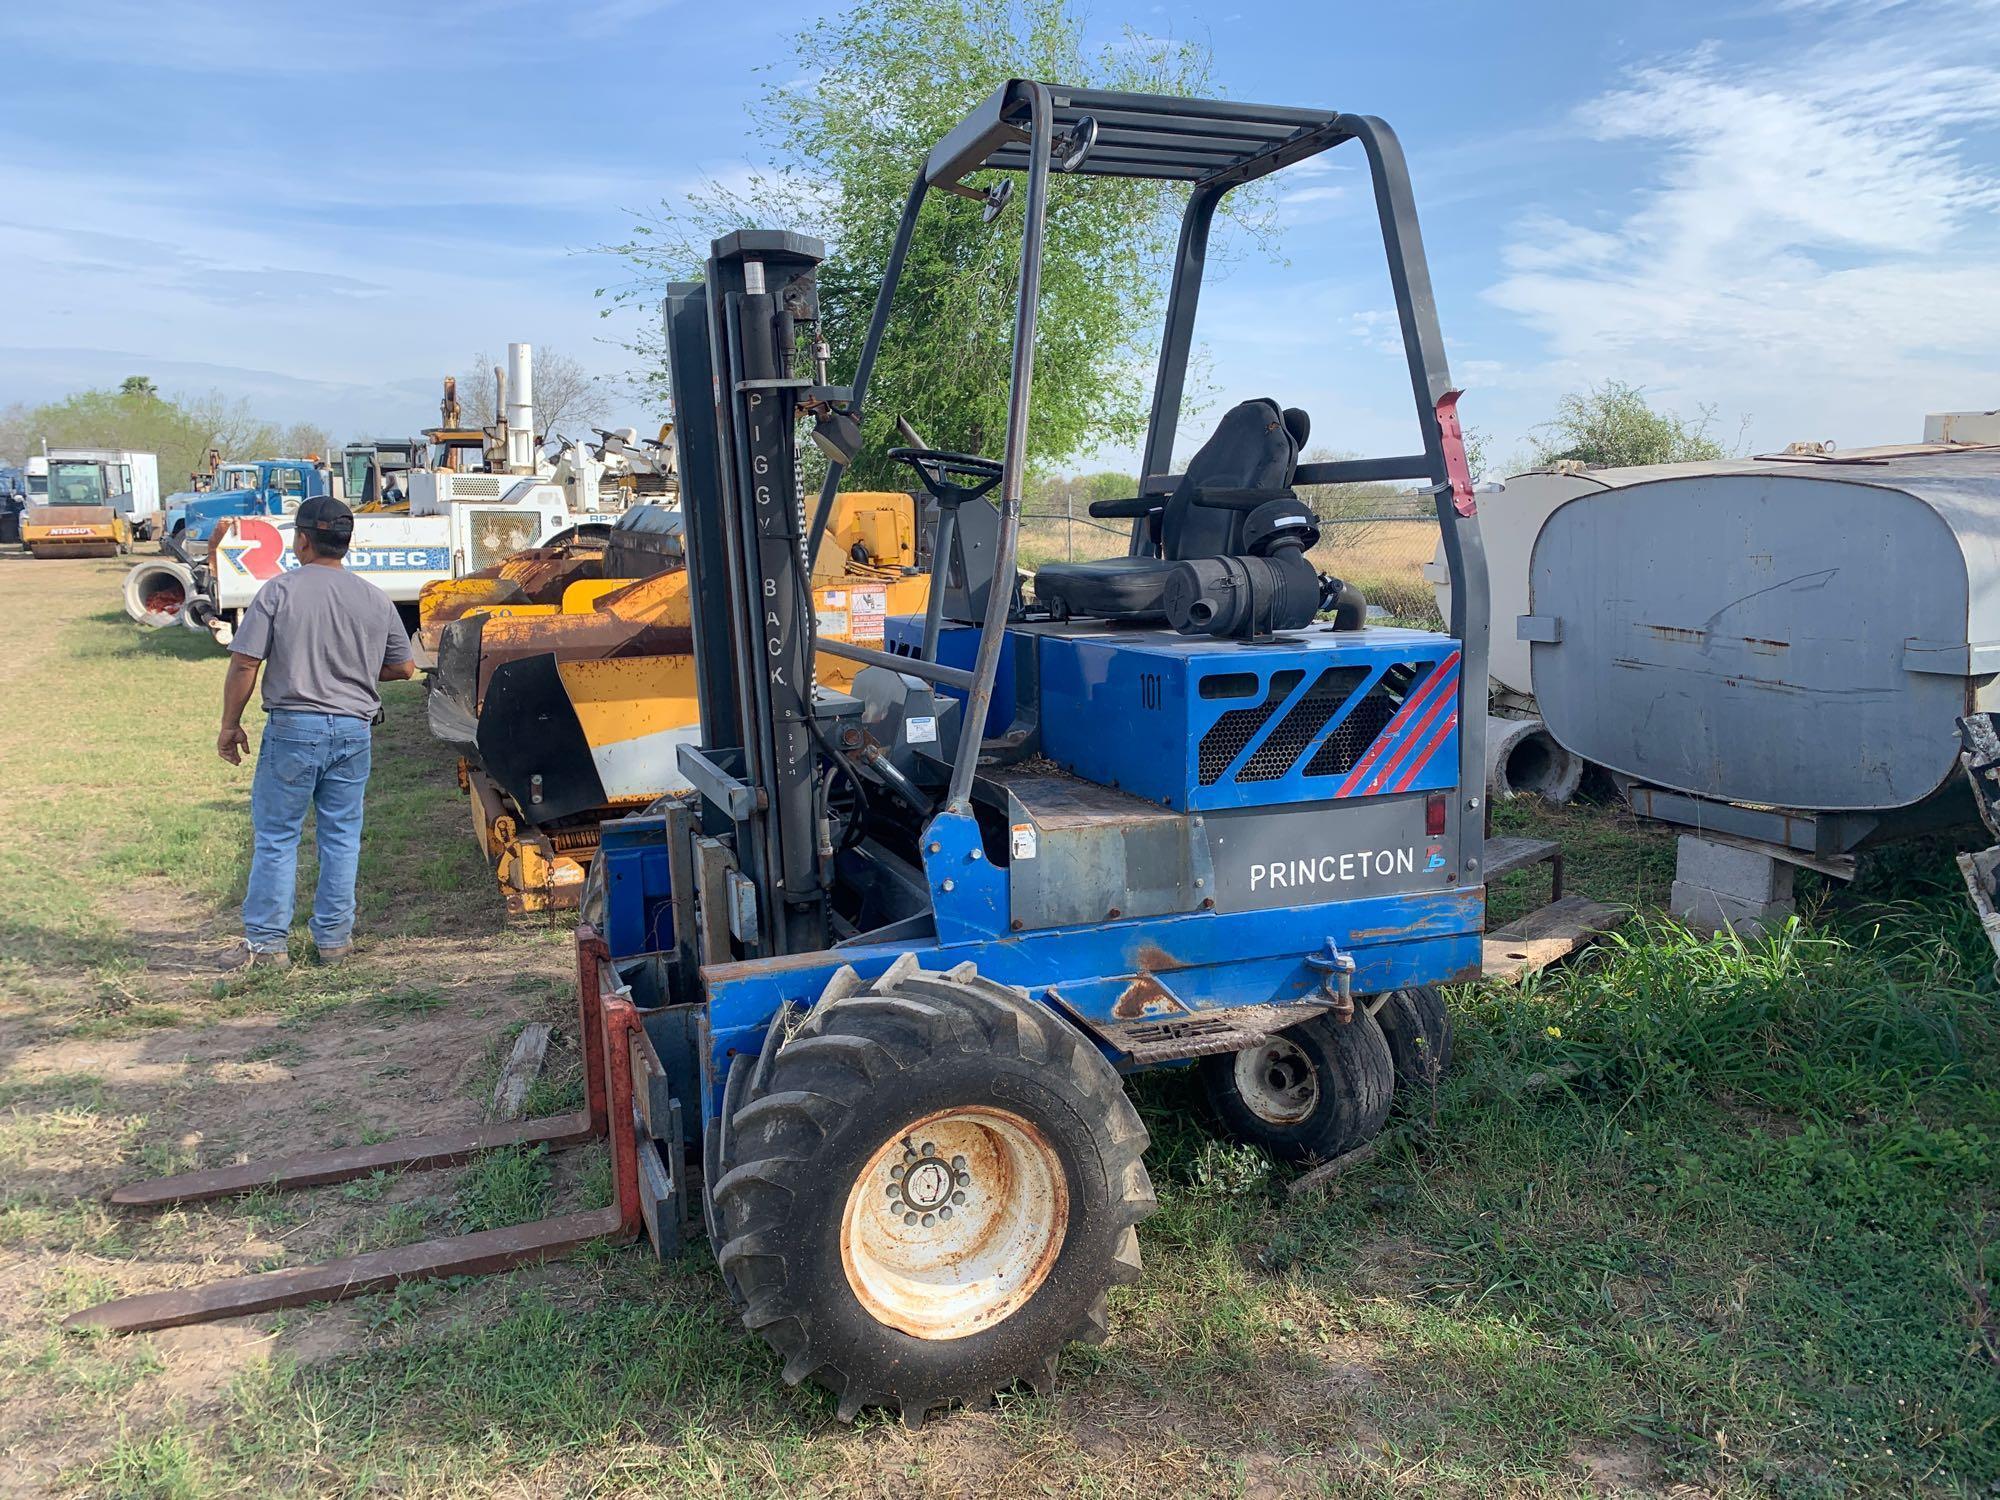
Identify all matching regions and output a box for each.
[3,0,1996,471]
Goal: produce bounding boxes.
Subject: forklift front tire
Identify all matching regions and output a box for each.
[711,957,1155,1423]
[1200,1009,1394,1164]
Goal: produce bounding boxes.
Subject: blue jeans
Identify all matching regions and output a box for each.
[243,711,373,952]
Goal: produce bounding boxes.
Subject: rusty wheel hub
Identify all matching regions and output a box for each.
[840,1106,1067,1341]
[1234,1036,1319,1125]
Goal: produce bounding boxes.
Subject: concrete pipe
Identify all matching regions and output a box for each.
[123,558,196,628]
[1486,715,1583,804]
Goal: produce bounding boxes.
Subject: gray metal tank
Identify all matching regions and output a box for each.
[1521,446,2000,840]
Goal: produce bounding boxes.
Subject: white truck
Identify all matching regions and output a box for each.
[123,345,630,644]
[128,471,624,644]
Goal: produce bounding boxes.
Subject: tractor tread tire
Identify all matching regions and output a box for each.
[712,960,1154,1424]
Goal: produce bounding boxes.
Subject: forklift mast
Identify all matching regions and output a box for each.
[664,231,835,956]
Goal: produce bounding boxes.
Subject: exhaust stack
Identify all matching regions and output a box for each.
[506,343,536,473]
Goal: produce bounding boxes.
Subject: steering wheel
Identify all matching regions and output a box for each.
[887,446,1004,506]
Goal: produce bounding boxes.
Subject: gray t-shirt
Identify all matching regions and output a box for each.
[231,565,413,720]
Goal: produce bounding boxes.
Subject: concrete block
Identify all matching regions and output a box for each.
[1671,881,1796,937]
[1675,835,1795,904]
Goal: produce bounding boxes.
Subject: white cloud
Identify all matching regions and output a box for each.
[564,0,685,40]
[1484,16,2000,448]
[0,150,628,417]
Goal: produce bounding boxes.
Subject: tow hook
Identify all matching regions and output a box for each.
[1305,938,1357,1023]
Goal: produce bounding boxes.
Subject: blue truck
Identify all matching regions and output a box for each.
[159,459,327,555]
[0,467,24,546]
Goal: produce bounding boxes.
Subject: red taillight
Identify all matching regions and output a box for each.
[1425,790,1447,836]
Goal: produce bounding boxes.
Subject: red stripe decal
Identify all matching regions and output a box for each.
[1364,666,1460,795]
[1349,661,1460,797]
[1390,710,1459,793]
[1335,653,1460,797]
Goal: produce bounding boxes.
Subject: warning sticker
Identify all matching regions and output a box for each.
[1010,823,1038,860]
[820,588,848,608]
[906,715,937,744]
[852,586,888,644]
[816,607,849,637]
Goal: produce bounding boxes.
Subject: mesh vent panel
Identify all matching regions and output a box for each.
[465,507,542,571]
[1238,667,1370,781]
[1197,669,1302,784]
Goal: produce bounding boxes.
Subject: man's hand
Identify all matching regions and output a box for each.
[219,653,261,763]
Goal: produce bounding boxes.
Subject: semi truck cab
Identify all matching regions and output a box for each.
[161,459,326,551]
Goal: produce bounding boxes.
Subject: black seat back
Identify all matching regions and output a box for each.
[1160,398,1305,561]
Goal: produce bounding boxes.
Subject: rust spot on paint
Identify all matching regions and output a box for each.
[1113,972,1185,1020]
[1645,623,1706,644]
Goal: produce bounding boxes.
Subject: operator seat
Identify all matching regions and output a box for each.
[1034,398,1309,622]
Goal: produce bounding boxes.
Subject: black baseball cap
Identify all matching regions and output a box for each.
[296,495,354,543]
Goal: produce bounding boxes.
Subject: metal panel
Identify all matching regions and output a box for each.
[600,814,676,960]
[1624,785,1878,858]
[696,885,1485,1123]
[1530,470,1982,811]
[1033,624,1461,811]
[1000,769,1197,929]
[1203,796,1455,912]
[690,835,738,963]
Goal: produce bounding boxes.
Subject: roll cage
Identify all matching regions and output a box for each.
[803,79,1490,888]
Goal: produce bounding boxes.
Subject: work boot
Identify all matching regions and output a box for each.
[223,943,292,976]
[315,943,354,966]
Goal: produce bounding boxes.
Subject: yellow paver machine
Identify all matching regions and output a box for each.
[420,493,929,913]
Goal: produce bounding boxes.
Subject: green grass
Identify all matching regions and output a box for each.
[69,859,1997,1495]
[0,564,495,1018]
[451,1144,552,1234]
[6,558,1999,1495]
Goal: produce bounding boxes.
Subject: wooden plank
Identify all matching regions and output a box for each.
[1286,1139,1381,1199]
[489,1023,554,1122]
[1482,895,1628,983]
[1483,836,1560,880]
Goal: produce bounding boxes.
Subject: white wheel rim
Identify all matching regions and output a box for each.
[1234,1036,1318,1125]
[840,1106,1068,1341]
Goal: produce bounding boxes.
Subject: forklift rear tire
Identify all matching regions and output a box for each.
[711,956,1155,1423]
[1200,1010,1394,1164]
[1376,985,1452,1095]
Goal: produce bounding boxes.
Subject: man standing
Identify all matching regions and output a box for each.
[217,497,415,970]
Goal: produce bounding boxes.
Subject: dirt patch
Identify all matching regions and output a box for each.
[1572,1438,1672,1495]
[0,862,574,1491]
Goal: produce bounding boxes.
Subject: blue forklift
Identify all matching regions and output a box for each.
[77,82,1492,1423]
[584,80,1491,1419]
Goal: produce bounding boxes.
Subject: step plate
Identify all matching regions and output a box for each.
[1098,999,1332,1064]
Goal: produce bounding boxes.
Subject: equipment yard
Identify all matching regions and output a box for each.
[5,551,1996,1495]
[9,9,2000,1496]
